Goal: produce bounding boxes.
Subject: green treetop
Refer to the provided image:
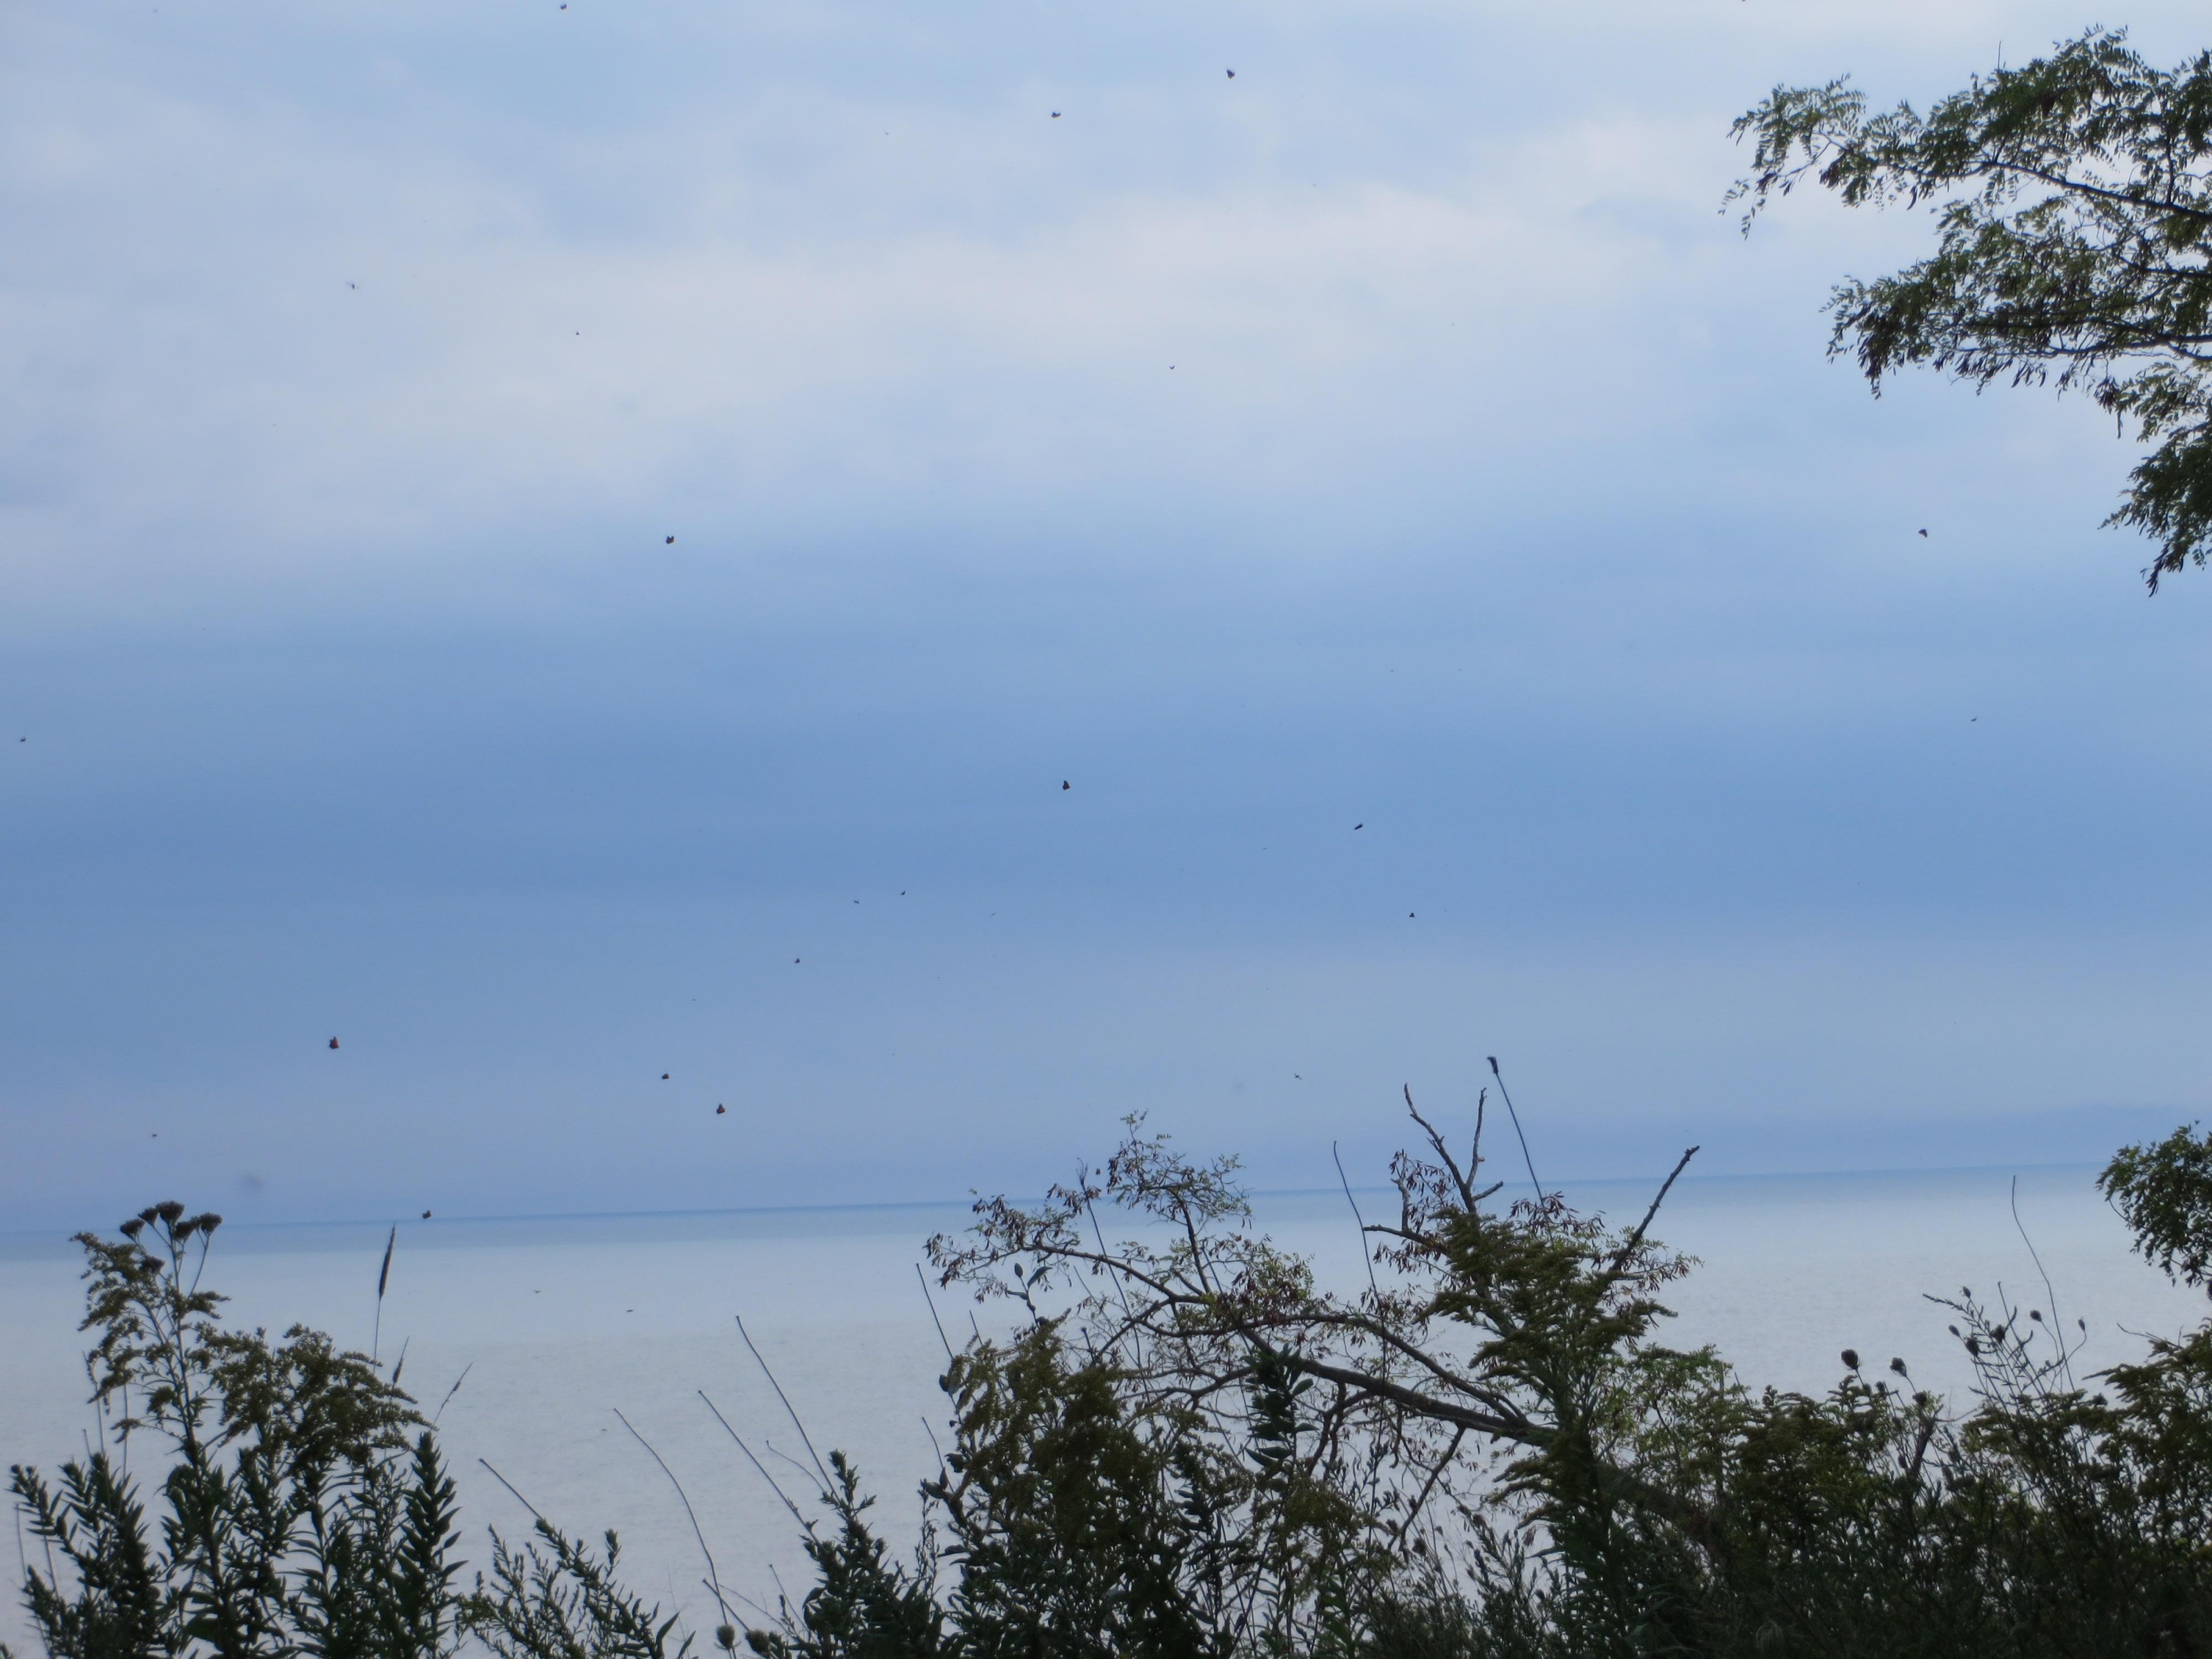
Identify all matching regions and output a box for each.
[1735,26,2212,588]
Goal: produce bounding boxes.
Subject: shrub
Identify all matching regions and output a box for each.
[16,1119,2212,1658]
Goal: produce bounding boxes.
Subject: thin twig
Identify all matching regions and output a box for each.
[1486,1056,1544,1201]
[2010,1175,2072,1389]
[762,1441,821,1490]
[699,1391,812,1530]
[1333,1141,1382,1300]
[1391,1425,1467,1550]
[726,1584,780,1626]
[1608,1147,1700,1276]
[916,1262,957,1365]
[735,1315,832,1490]
[1404,1085,1476,1208]
[478,1459,549,1525]
[1085,1179,1145,1369]
[614,1407,733,1627]
[1900,1411,1938,1505]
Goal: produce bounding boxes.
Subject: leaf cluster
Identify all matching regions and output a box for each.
[2101,1121,2212,1289]
[464,1524,692,1659]
[24,1112,2212,1659]
[1733,27,2212,586]
[6,1204,688,1659]
[10,1203,462,1659]
[810,1103,2212,1656]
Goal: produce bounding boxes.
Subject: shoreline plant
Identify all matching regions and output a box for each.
[12,1110,2212,1657]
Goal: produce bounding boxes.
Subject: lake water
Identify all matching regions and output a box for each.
[3,1165,2202,1650]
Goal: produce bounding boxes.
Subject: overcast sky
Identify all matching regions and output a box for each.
[6,0,2211,1230]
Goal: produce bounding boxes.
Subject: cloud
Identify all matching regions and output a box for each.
[0,0,1960,601]
[6,0,2212,1224]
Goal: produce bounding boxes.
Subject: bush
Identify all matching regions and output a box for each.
[15,1119,2212,1658]
[3,1203,684,1659]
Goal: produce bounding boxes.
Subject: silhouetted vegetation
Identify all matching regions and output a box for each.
[12,1113,2212,1657]
[1734,27,2212,588]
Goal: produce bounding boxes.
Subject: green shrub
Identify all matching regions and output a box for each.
[16,1121,2212,1658]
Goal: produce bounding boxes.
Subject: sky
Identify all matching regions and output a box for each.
[6,0,2212,1230]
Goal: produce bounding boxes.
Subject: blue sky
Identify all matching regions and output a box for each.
[6,0,2212,1228]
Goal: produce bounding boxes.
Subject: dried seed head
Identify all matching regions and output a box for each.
[1841,1349,1860,1371]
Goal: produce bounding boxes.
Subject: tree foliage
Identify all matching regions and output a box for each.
[464,1523,693,1659]
[6,1202,461,1659]
[874,1101,2212,1654]
[16,1116,2212,1658]
[2101,1121,2212,1288]
[1733,27,2212,587]
[4,1203,684,1659]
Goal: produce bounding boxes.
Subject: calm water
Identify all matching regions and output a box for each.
[3,1168,2200,1649]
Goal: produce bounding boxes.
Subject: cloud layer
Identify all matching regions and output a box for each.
[4,0,2211,1226]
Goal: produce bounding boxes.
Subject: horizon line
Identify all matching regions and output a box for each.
[0,1157,2106,1243]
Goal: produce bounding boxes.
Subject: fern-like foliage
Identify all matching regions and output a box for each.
[1734,28,2212,588]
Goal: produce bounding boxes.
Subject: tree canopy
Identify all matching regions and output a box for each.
[17,1121,2212,1656]
[1734,27,2212,588]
